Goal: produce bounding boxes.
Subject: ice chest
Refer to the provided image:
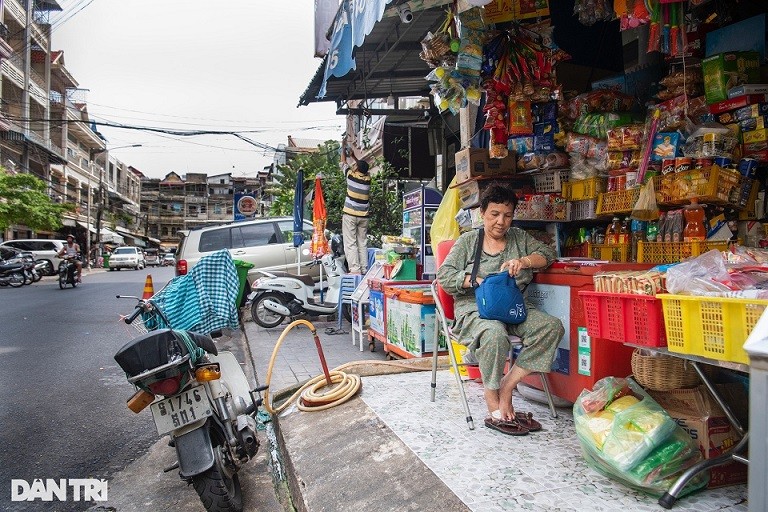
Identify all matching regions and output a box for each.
[384,283,447,357]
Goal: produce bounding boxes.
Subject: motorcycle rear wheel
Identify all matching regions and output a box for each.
[251,292,287,328]
[191,460,243,512]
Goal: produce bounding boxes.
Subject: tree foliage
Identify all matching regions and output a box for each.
[266,141,402,247]
[0,170,74,231]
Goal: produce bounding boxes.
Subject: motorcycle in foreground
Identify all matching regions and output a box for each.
[247,238,350,328]
[58,255,79,289]
[114,295,266,512]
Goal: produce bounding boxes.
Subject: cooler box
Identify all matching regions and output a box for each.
[523,261,655,403]
[383,283,447,357]
[367,278,425,347]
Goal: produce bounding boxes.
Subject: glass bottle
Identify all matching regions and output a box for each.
[683,199,706,242]
[619,218,630,245]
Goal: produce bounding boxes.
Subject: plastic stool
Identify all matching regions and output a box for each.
[337,274,363,329]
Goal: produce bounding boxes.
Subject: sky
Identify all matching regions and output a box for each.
[53,0,343,179]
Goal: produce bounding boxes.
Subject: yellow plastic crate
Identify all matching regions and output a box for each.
[590,243,629,262]
[637,240,734,264]
[658,294,768,364]
[596,188,641,215]
[652,165,741,207]
[563,177,607,201]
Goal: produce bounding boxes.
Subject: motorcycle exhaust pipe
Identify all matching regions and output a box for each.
[263,299,291,317]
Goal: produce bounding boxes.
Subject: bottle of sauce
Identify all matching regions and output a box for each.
[683,199,707,242]
[606,217,621,245]
[619,218,630,245]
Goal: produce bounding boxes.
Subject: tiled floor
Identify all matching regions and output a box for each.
[359,370,748,512]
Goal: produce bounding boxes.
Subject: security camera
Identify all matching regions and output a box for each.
[398,4,413,23]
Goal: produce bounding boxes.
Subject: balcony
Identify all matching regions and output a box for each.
[1,53,48,106]
[0,24,12,59]
[4,0,49,52]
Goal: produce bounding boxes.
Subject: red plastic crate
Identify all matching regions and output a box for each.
[579,291,667,347]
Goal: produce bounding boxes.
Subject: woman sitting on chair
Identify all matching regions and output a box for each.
[436,184,564,436]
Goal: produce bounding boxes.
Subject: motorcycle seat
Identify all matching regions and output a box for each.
[115,329,219,378]
[0,262,23,271]
[265,271,316,288]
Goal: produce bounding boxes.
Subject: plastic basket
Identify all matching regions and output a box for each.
[514,198,570,221]
[580,291,666,347]
[570,198,598,220]
[563,177,607,201]
[589,243,629,262]
[658,293,768,364]
[630,349,700,391]
[564,242,590,258]
[653,165,742,207]
[532,169,570,193]
[596,188,641,215]
[636,240,734,264]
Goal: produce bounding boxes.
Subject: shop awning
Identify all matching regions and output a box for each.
[99,227,124,245]
[77,221,97,233]
[299,1,449,107]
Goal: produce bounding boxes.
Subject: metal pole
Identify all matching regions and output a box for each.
[85,173,91,269]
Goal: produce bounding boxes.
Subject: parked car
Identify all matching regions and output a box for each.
[0,239,66,275]
[144,248,161,267]
[175,217,317,279]
[162,253,176,266]
[108,246,146,270]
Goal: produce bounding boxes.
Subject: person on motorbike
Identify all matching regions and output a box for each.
[58,234,82,282]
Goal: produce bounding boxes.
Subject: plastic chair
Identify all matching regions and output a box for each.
[430,240,558,432]
[337,274,363,329]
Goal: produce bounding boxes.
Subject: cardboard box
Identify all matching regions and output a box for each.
[454,147,516,184]
[454,176,520,210]
[728,84,768,98]
[742,128,768,144]
[649,384,748,488]
[702,52,761,104]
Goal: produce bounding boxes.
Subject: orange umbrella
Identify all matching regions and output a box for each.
[310,176,329,258]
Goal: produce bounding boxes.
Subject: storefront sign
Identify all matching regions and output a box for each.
[318,0,356,98]
[482,0,550,24]
[234,193,258,221]
[403,189,423,209]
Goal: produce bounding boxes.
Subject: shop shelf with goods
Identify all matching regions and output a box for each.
[401,185,442,279]
[367,277,427,352]
[521,260,656,404]
[382,282,447,359]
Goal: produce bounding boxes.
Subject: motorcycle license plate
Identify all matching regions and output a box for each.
[150,386,212,435]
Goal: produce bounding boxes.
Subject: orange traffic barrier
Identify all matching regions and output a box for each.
[142,274,155,299]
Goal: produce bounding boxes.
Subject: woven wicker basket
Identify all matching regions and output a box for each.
[631,349,700,391]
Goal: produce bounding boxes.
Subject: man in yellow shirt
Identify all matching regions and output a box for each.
[341,145,371,274]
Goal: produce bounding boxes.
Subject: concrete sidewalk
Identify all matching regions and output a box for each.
[242,316,749,512]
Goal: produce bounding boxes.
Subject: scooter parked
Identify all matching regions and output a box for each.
[115,295,266,512]
[0,260,25,287]
[247,238,350,328]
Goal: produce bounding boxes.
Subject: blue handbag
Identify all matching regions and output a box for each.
[470,229,528,324]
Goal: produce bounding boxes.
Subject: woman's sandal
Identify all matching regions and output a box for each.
[515,411,542,432]
[484,416,529,436]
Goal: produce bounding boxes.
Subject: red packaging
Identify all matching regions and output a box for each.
[742,148,768,162]
[675,157,692,173]
[708,95,768,115]
[661,158,676,174]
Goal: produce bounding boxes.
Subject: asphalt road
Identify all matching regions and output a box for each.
[0,266,177,511]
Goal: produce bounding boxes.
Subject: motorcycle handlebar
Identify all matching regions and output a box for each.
[125,306,143,324]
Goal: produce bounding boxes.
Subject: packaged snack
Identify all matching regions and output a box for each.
[651,132,680,162]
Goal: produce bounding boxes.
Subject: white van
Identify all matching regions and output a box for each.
[0,239,66,275]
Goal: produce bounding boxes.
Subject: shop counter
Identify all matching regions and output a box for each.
[522,261,655,403]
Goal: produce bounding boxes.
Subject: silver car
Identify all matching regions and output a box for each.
[174,217,317,279]
[108,246,146,270]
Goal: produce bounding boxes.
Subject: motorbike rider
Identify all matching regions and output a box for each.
[58,234,82,282]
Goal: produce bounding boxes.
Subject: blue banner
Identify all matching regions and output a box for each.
[317,0,392,98]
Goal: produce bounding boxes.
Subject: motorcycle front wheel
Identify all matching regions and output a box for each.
[59,274,66,289]
[191,459,243,512]
[250,292,287,328]
[9,272,24,288]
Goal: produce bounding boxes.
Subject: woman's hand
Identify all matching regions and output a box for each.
[463,274,482,288]
[500,258,527,276]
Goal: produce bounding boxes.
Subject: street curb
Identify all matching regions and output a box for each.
[240,315,297,512]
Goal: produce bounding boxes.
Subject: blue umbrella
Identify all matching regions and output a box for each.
[293,169,305,248]
[293,169,305,273]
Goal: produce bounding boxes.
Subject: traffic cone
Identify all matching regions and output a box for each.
[142,274,155,299]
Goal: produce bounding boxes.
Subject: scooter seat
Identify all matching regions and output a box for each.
[0,262,23,272]
[266,271,316,288]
